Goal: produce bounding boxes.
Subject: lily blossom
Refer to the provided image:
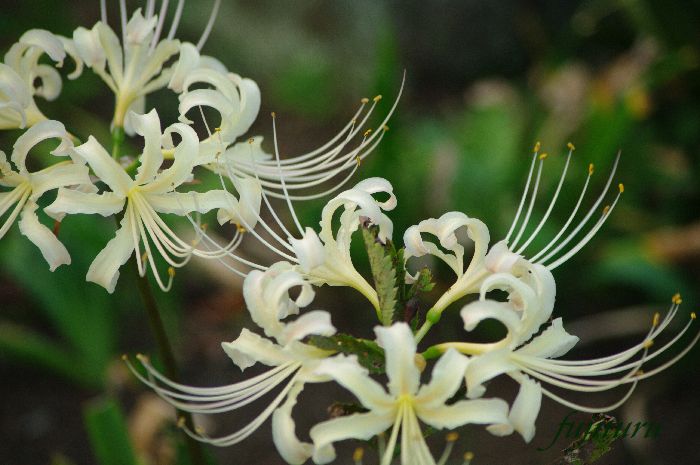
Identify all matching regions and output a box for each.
[448,270,698,442]
[1,29,81,130]
[46,109,258,292]
[309,323,509,465]
[128,263,336,464]
[0,120,92,270]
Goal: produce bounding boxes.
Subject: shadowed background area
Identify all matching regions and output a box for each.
[1,1,699,464]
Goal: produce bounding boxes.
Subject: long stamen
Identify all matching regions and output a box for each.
[511,152,547,249]
[100,0,108,23]
[506,144,539,242]
[119,0,128,43]
[166,0,185,40]
[515,146,573,255]
[271,112,305,237]
[196,0,221,51]
[151,0,171,50]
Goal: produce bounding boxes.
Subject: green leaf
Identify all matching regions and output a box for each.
[361,226,398,326]
[553,414,623,465]
[307,334,385,374]
[83,397,140,465]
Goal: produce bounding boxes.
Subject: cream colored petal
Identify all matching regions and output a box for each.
[516,318,579,359]
[417,397,510,430]
[29,162,92,199]
[86,213,135,293]
[272,382,314,465]
[461,299,521,343]
[464,349,518,399]
[142,122,198,193]
[313,354,391,411]
[129,109,164,184]
[45,188,124,220]
[73,26,105,69]
[95,22,124,85]
[18,201,70,271]
[415,349,469,407]
[221,328,291,371]
[144,190,236,216]
[11,120,73,174]
[74,136,132,196]
[375,323,420,397]
[278,310,336,346]
[502,376,542,442]
[289,227,325,273]
[309,411,395,465]
[19,29,65,63]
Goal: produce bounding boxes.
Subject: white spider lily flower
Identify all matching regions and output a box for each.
[447,272,699,442]
[0,120,91,270]
[74,0,222,130]
[309,323,509,465]
[1,29,81,130]
[45,109,257,293]
[127,263,336,464]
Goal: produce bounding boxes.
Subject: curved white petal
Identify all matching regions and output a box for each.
[375,323,420,397]
[415,349,469,407]
[19,29,65,64]
[516,318,579,359]
[18,201,70,271]
[11,120,73,174]
[125,9,157,44]
[86,213,135,293]
[278,310,336,346]
[142,122,198,193]
[289,227,325,273]
[309,411,395,465]
[168,42,201,93]
[272,382,314,465]
[461,300,521,344]
[74,136,132,196]
[144,190,236,216]
[45,189,124,219]
[485,240,523,273]
[73,26,106,69]
[464,349,518,399]
[221,328,291,371]
[313,354,391,411]
[416,397,510,430]
[504,376,542,442]
[29,162,92,199]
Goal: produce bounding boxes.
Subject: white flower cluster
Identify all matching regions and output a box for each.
[1,1,398,293]
[130,147,697,464]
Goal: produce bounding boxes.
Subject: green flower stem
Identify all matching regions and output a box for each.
[111,126,125,160]
[134,263,208,465]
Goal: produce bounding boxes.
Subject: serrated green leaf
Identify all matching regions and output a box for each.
[361,226,398,326]
[307,334,385,374]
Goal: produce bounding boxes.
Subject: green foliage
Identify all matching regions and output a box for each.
[361,225,399,326]
[307,333,385,374]
[83,397,140,465]
[553,414,623,465]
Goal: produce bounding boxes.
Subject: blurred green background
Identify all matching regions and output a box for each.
[1,1,699,464]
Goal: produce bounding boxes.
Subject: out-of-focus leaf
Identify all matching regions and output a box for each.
[84,397,140,465]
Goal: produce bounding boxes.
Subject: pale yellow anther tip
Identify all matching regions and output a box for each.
[271,111,276,118]
[446,432,459,442]
[619,183,625,193]
[588,163,594,175]
[643,339,654,349]
[355,156,362,167]
[363,129,373,137]
[602,205,610,215]
[464,452,475,461]
[373,94,382,102]
[353,447,364,462]
[235,223,247,234]
[360,97,369,104]
[168,267,176,278]
[672,293,682,305]
[635,369,645,377]
[382,125,390,131]
[691,312,697,320]
[539,152,548,160]
[248,138,254,144]
[567,142,576,151]
[414,354,427,372]
[652,312,660,327]
[177,417,186,428]
[214,127,221,132]
[533,141,541,152]
[121,354,128,361]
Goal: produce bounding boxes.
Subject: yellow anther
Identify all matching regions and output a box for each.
[567,142,576,151]
[383,125,389,132]
[235,223,247,234]
[464,452,475,461]
[177,417,186,428]
[691,312,696,320]
[214,127,221,132]
[201,223,209,232]
[446,432,459,442]
[353,447,364,462]
[271,111,276,118]
[652,312,660,327]
[135,353,147,361]
[363,129,373,138]
[539,152,548,160]
[168,267,176,278]
[373,94,382,102]
[361,97,369,104]
[589,163,594,175]
[533,141,541,152]
[643,339,654,349]
[121,354,128,361]
[141,252,149,263]
[635,369,645,377]
[355,155,361,167]
[602,205,610,215]
[351,118,357,125]
[672,293,682,305]
[195,426,205,434]
[619,183,625,193]
[248,138,255,144]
